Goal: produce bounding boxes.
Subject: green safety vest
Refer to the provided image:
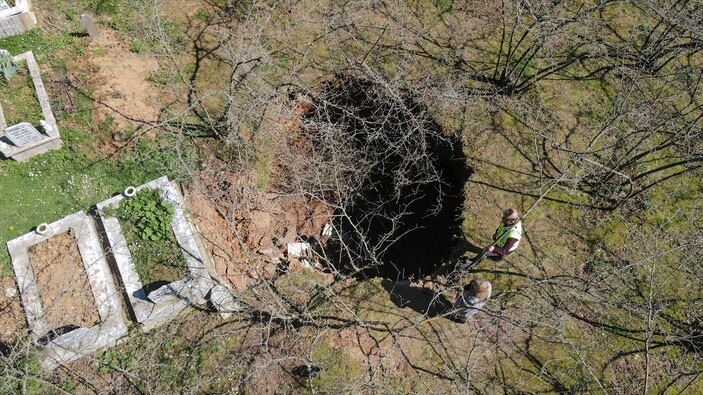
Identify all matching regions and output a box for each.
[494,221,522,252]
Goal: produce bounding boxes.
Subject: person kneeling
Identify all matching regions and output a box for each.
[450,278,492,323]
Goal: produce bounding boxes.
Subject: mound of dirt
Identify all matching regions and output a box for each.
[185,158,333,292]
[28,232,101,331]
[89,30,161,131]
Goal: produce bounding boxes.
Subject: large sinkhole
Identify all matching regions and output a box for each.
[298,76,471,279]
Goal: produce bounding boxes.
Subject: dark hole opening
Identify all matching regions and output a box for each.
[301,76,472,279]
[0,342,13,356]
[143,280,172,297]
[38,324,81,345]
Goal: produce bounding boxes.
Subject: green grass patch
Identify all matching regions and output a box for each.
[0,150,146,276]
[0,29,76,63]
[307,342,364,393]
[0,63,43,126]
[0,131,189,277]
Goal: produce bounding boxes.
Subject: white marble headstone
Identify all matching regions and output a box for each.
[4,122,44,147]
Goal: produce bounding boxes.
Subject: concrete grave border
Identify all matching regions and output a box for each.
[7,211,129,370]
[0,50,62,161]
[96,176,214,331]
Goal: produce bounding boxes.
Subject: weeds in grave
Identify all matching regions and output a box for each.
[0,62,43,126]
[116,188,174,241]
[111,188,187,285]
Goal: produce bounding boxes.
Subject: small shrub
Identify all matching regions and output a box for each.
[112,188,187,285]
[129,39,147,54]
[94,348,138,373]
[0,49,17,81]
[116,188,174,241]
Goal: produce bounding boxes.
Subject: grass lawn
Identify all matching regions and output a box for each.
[0,62,43,127]
[0,135,168,276]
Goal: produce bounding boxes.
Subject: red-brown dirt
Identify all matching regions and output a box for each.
[0,277,25,344]
[89,30,161,132]
[28,232,101,331]
[185,158,334,292]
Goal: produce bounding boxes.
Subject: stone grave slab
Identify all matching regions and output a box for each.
[0,1,36,38]
[0,50,61,161]
[96,176,214,331]
[210,285,242,319]
[4,122,43,146]
[6,211,129,370]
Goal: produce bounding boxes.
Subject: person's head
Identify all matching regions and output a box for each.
[468,278,492,300]
[502,208,519,225]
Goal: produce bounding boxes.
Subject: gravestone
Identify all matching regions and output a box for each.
[80,14,100,38]
[4,122,43,147]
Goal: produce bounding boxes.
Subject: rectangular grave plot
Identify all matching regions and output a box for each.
[113,190,190,290]
[27,231,101,334]
[96,176,213,330]
[7,211,128,353]
[0,61,43,127]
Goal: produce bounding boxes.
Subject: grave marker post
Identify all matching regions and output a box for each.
[80,14,100,38]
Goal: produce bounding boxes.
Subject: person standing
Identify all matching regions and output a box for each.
[437,208,523,275]
[484,208,522,261]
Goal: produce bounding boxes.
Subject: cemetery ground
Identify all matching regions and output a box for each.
[0,3,484,392]
[0,3,405,390]
[0,1,701,393]
[0,0,189,368]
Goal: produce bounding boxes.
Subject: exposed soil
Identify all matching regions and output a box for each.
[28,232,101,332]
[6,2,475,380]
[185,161,334,292]
[89,30,161,132]
[0,277,25,345]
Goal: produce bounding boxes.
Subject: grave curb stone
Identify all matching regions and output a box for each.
[6,211,130,370]
[0,50,62,161]
[210,285,242,319]
[96,176,215,332]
